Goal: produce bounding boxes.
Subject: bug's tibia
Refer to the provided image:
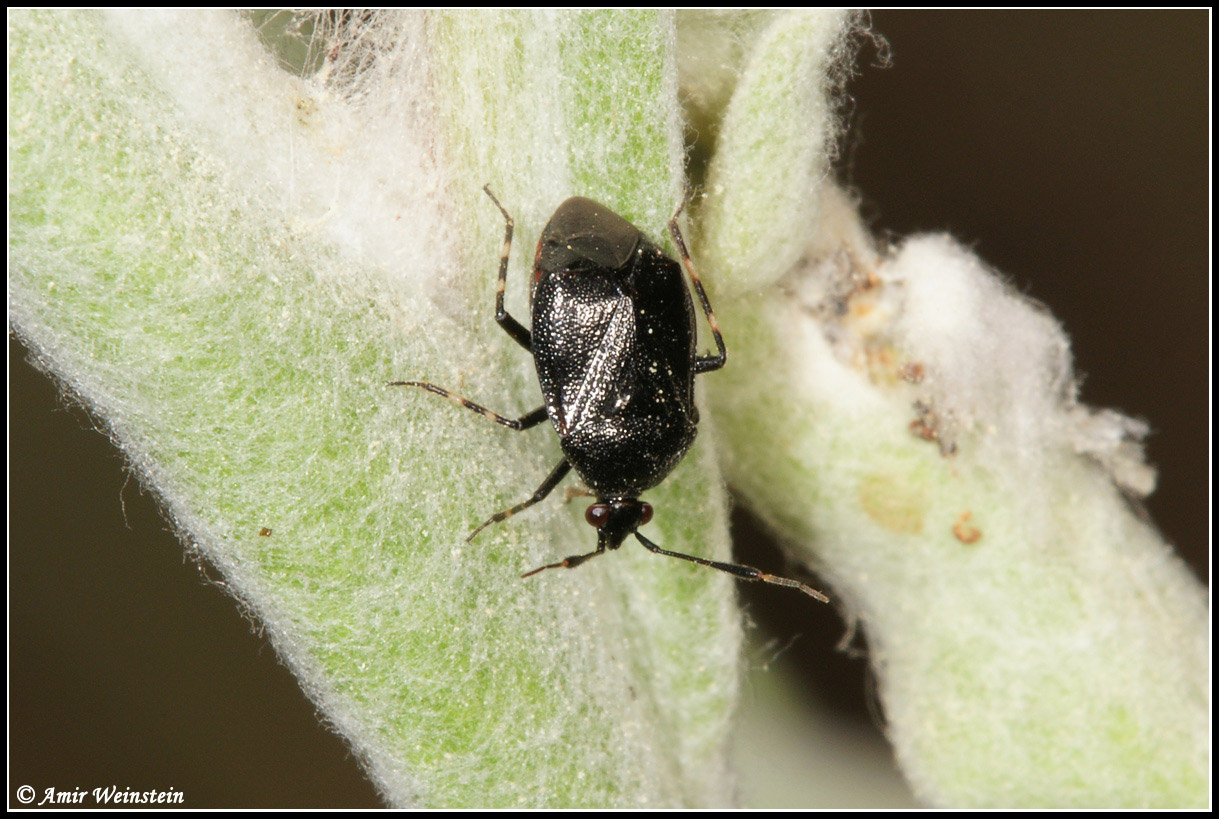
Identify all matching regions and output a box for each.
[466,460,573,542]
[389,380,546,431]
[482,186,533,352]
[667,193,727,375]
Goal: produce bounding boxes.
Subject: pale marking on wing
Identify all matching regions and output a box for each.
[563,296,634,432]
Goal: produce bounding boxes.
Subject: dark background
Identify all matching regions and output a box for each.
[10,11,1208,808]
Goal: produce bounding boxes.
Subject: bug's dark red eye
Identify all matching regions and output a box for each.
[585,504,610,528]
[639,503,653,525]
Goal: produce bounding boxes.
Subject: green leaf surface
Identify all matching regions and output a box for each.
[10,10,739,808]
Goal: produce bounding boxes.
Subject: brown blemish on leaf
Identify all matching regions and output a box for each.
[909,401,957,456]
[952,511,982,545]
[898,361,925,383]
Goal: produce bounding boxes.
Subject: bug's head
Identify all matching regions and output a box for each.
[586,499,653,550]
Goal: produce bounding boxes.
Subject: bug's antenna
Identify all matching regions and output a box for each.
[520,544,605,579]
[635,532,829,602]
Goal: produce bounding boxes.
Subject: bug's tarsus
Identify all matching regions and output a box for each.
[521,545,606,579]
[388,380,547,431]
[668,187,727,375]
[467,459,572,542]
[483,185,532,352]
[635,532,828,602]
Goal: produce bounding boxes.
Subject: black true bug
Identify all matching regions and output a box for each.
[392,185,827,601]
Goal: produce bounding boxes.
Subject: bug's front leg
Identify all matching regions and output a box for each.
[467,459,572,542]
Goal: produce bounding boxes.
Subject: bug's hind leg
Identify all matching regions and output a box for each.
[635,532,828,602]
[467,459,572,542]
[668,188,727,375]
[483,185,532,352]
[389,380,547,431]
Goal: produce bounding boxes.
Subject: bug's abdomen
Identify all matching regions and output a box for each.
[532,248,698,496]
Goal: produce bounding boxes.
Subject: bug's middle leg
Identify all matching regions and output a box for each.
[483,185,532,352]
[467,459,572,542]
[388,381,547,431]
